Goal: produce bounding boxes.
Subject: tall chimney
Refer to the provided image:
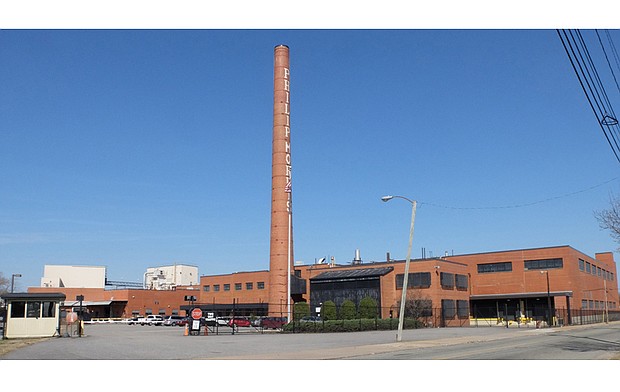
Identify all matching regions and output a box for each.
[269,44,293,317]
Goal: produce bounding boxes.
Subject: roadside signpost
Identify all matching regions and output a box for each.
[189,307,202,336]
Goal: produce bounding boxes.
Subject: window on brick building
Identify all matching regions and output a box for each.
[581,299,588,309]
[203,285,210,292]
[441,299,456,319]
[579,259,585,271]
[586,262,591,273]
[440,272,455,289]
[246,282,253,290]
[395,272,431,289]
[235,283,242,291]
[224,284,230,291]
[477,262,512,273]
[455,274,468,290]
[524,258,563,270]
[456,300,469,318]
[257,282,265,289]
[214,284,220,292]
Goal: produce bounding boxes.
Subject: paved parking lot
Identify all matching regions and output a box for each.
[0,321,579,360]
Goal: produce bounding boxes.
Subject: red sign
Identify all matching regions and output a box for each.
[191,308,202,320]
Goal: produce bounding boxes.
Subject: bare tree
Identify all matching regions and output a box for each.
[594,193,620,247]
[395,289,433,318]
[0,272,10,295]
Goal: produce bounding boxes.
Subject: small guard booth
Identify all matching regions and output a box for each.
[1,292,66,339]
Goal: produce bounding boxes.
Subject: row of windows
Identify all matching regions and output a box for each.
[478,258,564,273]
[477,262,512,273]
[203,281,266,292]
[478,258,615,282]
[581,299,617,309]
[578,259,615,281]
[523,258,563,270]
[10,301,57,318]
[441,299,469,319]
[395,272,468,291]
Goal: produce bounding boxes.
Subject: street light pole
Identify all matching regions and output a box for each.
[10,274,22,293]
[541,270,552,327]
[381,195,417,342]
[603,279,609,324]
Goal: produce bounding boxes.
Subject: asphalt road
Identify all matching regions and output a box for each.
[1,320,619,360]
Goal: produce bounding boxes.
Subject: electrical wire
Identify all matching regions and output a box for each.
[597,29,620,96]
[557,29,620,164]
[417,177,619,210]
[604,30,620,90]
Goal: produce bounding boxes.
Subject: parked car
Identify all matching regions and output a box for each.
[217,317,230,326]
[228,317,251,328]
[163,315,187,326]
[127,317,140,325]
[300,316,322,323]
[260,317,287,329]
[140,315,164,326]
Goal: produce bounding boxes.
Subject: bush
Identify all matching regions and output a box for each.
[358,297,378,319]
[293,302,310,320]
[282,317,423,333]
[322,301,337,320]
[339,300,357,320]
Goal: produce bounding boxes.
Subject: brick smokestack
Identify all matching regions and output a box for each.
[269,44,293,317]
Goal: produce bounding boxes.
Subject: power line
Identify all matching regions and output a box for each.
[597,29,620,96]
[418,177,619,210]
[604,30,620,90]
[557,29,620,164]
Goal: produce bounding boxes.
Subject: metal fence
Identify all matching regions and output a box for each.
[469,307,620,328]
[191,306,471,335]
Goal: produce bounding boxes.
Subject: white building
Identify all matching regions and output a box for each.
[40,265,106,288]
[143,264,199,290]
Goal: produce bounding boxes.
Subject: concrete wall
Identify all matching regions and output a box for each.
[41,265,106,288]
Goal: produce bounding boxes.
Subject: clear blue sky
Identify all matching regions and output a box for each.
[2,28,620,290]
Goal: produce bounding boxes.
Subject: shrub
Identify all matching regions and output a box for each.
[358,296,378,319]
[281,317,423,333]
[293,302,310,320]
[322,300,337,320]
[339,300,357,320]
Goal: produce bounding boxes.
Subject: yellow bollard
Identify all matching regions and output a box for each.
[184,324,189,336]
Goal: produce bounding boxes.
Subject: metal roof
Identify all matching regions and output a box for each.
[0,292,66,301]
[63,300,114,307]
[310,267,394,282]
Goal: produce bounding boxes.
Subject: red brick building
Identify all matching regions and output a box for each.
[27,245,618,328]
[448,245,619,324]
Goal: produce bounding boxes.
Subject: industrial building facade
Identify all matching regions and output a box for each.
[25,245,619,329]
[190,245,618,326]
